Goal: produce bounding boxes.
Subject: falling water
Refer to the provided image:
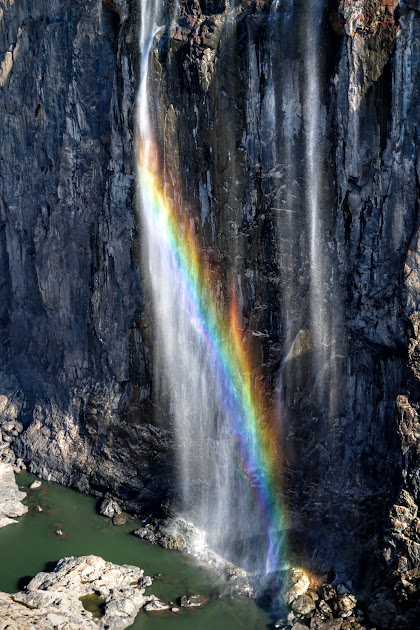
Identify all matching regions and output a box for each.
[305,1,328,370]
[137,2,286,577]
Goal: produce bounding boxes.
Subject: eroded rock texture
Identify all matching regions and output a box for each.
[0,0,173,511]
[0,0,419,621]
[0,555,151,629]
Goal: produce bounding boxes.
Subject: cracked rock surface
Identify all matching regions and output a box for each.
[0,555,152,630]
[0,462,27,527]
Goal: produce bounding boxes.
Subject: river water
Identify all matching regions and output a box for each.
[0,472,271,629]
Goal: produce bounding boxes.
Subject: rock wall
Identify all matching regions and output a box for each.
[0,0,173,511]
[0,0,419,620]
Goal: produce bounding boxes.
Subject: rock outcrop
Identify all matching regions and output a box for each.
[0,0,173,513]
[134,516,253,597]
[0,555,152,630]
[0,462,27,527]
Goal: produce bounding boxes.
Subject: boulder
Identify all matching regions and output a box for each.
[334,593,357,616]
[318,600,333,618]
[133,526,156,544]
[180,594,209,607]
[99,497,122,518]
[144,595,170,612]
[29,480,42,489]
[283,568,310,605]
[291,593,317,616]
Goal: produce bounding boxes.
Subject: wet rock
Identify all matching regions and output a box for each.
[307,588,320,602]
[180,593,209,607]
[291,593,317,616]
[171,606,180,612]
[144,595,170,612]
[292,622,310,630]
[112,514,127,526]
[134,526,157,544]
[29,480,42,489]
[34,505,43,512]
[100,496,122,518]
[222,565,253,597]
[139,575,153,588]
[13,458,26,473]
[334,593,357,617]
[318,600,333,618]
[0,462,28,527]
[319,584,336,602]
[133,517,253,597]
[55,529,63,536]
[283,569,310,605]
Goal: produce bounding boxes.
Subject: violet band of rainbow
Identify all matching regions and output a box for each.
[138,138,286,574]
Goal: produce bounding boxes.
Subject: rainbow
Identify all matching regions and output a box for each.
[137,137,287,574]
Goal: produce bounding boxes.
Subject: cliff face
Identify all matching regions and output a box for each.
[0,0,419,620]
[0,0,173,509]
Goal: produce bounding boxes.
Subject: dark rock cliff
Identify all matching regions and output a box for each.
[0,0,172,509]
[0,0,419,622]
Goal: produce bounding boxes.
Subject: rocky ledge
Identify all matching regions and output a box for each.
[133,516,253,597]
[0,462,28,527]
[0,555,154,630]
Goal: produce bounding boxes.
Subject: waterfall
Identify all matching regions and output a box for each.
[304,0,344,417]
[136,1,286,576]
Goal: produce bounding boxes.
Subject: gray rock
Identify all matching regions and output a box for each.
[0,555,152,629]
[0,462,28,527]
[100,496,122,518]
[133,526,157,545]
[144,596,170,612]
[180,594,209,608]
[29,480,42,489]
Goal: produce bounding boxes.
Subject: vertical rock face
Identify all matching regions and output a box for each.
[0,0,173,510]
[149,0,419,590]
[0,0,419,614]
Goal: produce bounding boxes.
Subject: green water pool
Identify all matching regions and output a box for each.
[0,472,272,629]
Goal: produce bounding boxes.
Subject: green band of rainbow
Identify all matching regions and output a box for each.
[138,138,287,574]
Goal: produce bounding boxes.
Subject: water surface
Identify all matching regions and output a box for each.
[0,472,271,629]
